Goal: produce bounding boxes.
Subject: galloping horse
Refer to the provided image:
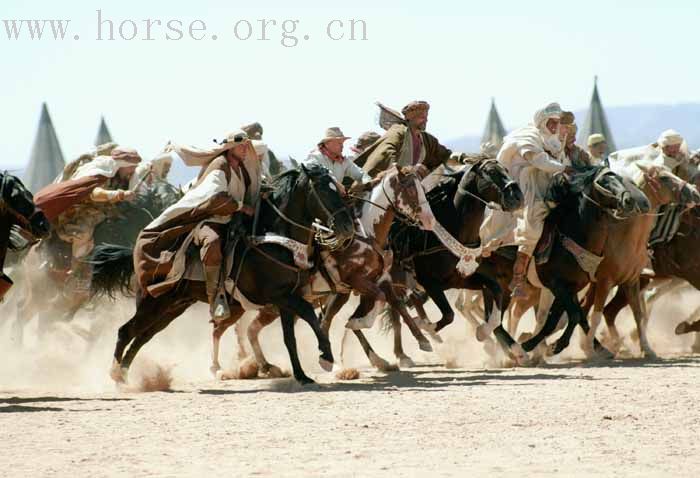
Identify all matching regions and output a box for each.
[225,166,438,377]
[515,167,648,357]
[91,164,355,384]
[387,158,524,366]
[579,164,700,357]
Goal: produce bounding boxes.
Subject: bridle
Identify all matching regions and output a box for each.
[349,171,429,227]
[579,168,635,220]
[456,159,515,212]
[266,169,354,251]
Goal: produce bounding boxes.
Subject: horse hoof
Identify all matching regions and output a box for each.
[418,339,433,352]
[398,356,416,369]
[642,350,659,360]
[319,357,334,372]
[296,375,315,386]
[476,324,493,342]
[675,322,690,335]
[508,343,527,365]
[110,362,127,384]
[237,357,260,379]
[369,351,396,371]
[261,364,287,379]
[210,364,221,377]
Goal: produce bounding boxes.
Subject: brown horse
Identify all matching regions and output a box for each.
[602,207,700,352]
[579,164,700,358]
[218,167,437,377]
[0,172,50,301]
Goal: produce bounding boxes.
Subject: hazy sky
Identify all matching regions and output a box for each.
[2,0,699,170]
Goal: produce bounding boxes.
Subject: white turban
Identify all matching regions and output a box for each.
[658,129,684,148]
[533,102,562,129]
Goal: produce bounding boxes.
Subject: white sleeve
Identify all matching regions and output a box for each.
[530,151,566,173]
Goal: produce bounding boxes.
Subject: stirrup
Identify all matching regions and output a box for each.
[211,292,230,321]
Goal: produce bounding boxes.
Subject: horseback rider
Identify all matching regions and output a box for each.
[305,127,372,193]
[587,134,608,166]
[133,130,261,323]
[484,102,575,298]
[241,121,284,178]
[355,101,464,179]
[347,131,381,163]
[560,112,595,169]
[652,129,695,180]
[34,146,141,293]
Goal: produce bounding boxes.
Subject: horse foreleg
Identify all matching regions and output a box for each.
[388,307,414,369]
[522,293,566,353]
[280,294,334,372]
[582,281,611,358]
[384,283,433,351]
[320,293,349,337]
[278,308,314,385]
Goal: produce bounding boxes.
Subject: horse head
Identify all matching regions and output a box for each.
[548,166,643,219]
[454,159,523,213]
[298,163,355,250]
[0,172,50,240]
[636,163,700,208]
[380,166,435,231]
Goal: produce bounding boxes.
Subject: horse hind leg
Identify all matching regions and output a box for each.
[210,308,245,377]
[247,309,286,378]
[622,281,657,358]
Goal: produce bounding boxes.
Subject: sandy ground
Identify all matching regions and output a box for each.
[2,287,700,477]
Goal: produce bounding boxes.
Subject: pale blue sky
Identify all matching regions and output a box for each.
[2,0,698,169]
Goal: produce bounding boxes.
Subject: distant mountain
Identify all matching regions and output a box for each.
[445,103,700,153]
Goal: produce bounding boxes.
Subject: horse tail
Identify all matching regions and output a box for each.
[89,243,135,299]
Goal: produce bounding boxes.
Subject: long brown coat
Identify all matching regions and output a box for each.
[134,157,240,296]
[355,124,453,177]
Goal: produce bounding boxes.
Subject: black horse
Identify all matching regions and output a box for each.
[0,171,50,301]
[387,159,524,365]
[91,164,355,384]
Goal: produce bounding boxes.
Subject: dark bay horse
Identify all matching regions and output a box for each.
[91,164,355,384]
[221,166,437,376]
[0,171,50,301]
[387,158,524,366]
[515,167,647,357]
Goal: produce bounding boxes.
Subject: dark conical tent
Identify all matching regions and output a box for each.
[95,116,113,146]
[481,98,507,149]
[578,76,617,152]
[24,102,65,193]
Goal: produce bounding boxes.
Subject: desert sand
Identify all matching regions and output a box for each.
[2,291,700,477]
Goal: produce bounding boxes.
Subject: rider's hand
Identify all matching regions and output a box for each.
[122,190,136,201]
[240,205,255,216]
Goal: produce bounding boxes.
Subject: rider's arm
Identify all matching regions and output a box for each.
[345,158,372,184]
[90,187,127,202]
[525,151,566,173]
